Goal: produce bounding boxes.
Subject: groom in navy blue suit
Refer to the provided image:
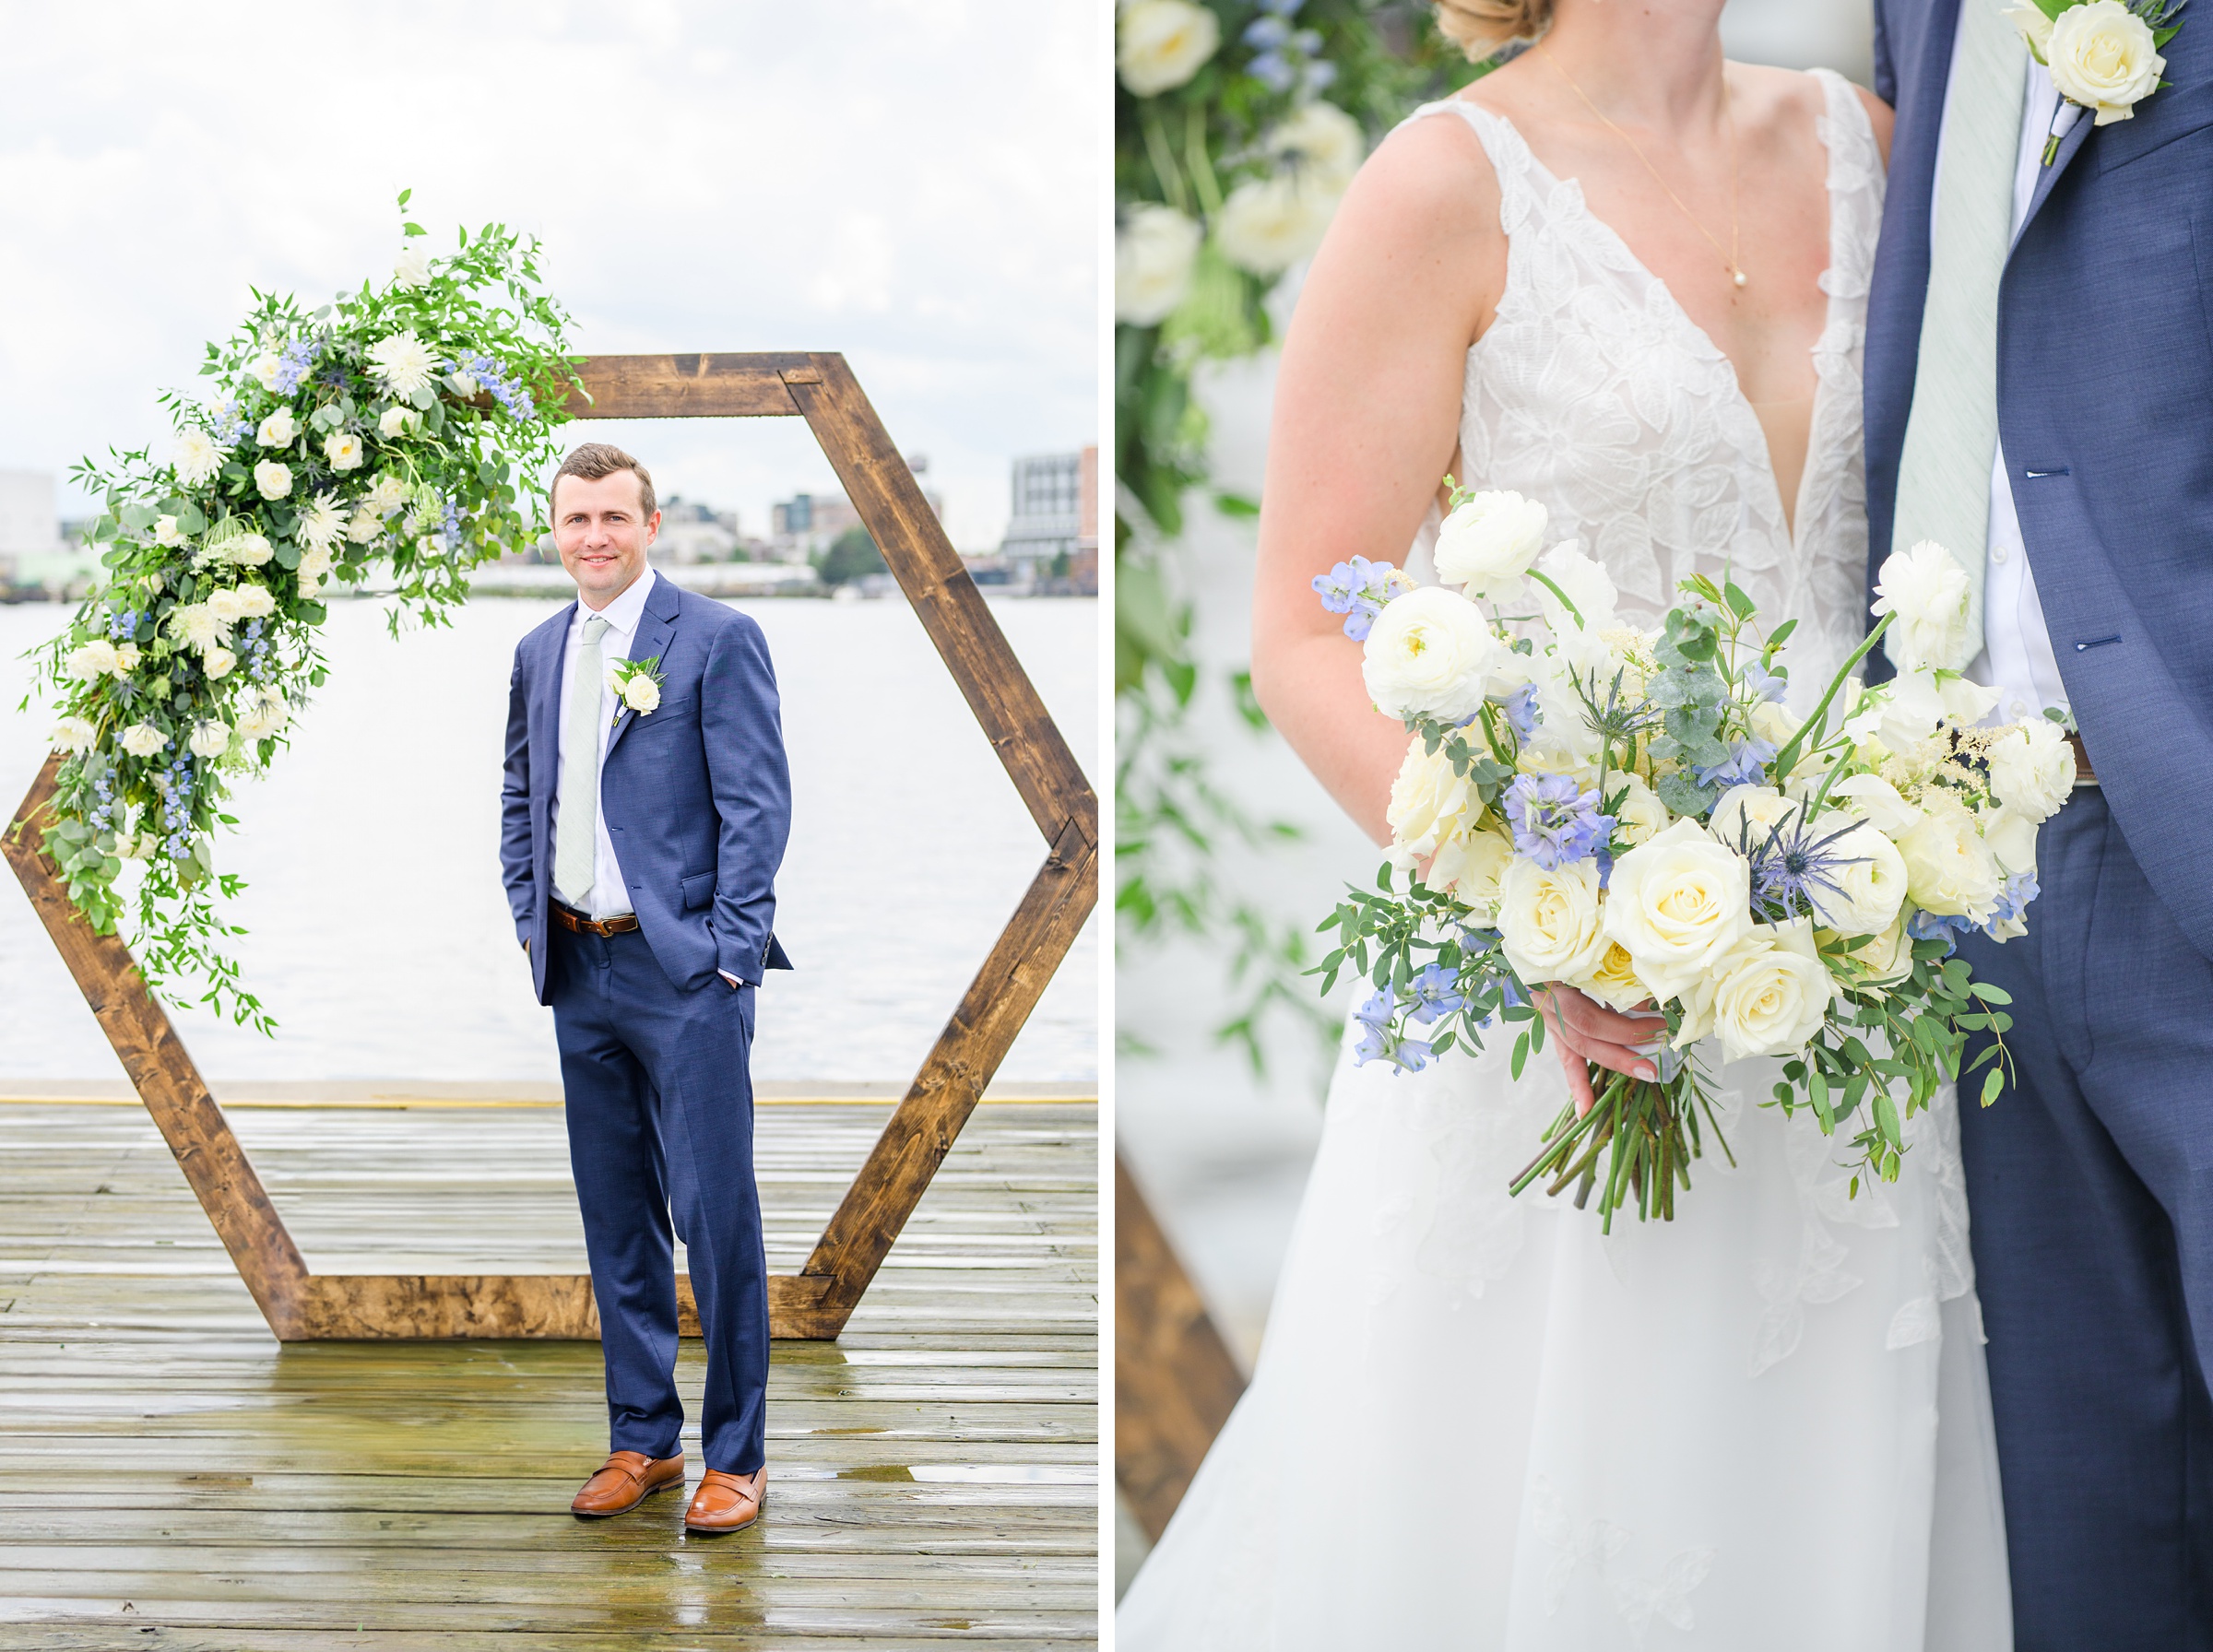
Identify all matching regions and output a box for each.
[501,442,792,1535]
[1869,1,2213,1640]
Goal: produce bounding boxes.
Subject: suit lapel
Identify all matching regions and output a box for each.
[605,575,680,761]
[2012,103,2095,254]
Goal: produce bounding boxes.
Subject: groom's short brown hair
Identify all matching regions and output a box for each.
[551,442,657,520]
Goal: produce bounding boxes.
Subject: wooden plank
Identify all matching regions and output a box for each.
[564,353,808,419]
[1113,1156,1245,1543]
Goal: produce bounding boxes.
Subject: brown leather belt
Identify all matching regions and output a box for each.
[551,903,640,938]
[2067,733,2098,787]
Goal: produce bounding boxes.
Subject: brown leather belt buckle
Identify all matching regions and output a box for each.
[552,903,640,938]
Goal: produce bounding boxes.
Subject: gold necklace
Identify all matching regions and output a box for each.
[1536,43,1747,289]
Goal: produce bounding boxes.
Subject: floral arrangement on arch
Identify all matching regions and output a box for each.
[25,192,578,1032]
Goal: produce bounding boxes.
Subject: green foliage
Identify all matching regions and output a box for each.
[817,526,886,585]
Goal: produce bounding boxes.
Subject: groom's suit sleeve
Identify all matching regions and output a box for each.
[500,643,536,949]
[701,614,792,986]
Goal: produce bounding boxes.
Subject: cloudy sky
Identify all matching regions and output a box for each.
[0,1,1101,552]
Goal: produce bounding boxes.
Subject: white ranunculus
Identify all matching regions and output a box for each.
[1698,920,1834,1062]
[377,405,413,440]
[65,640,119,680]
[1117,0,1220,96]
[1569,939,1654,1016]
[1870,666,1997,756]
[1385,735,1484,867]
[297,493,345,554]
[174,428,226,487]
[1360,585,1497,723]
[1980,805,2041,878]
[152,515,183,547]
[1268,100,1366,191]
[621,673,661,714]
[393,239,432,289]
[1826,773,1921,835]
[1429,825,1514,920]
[1532,541,1618,634]
[201,647,237,680]
[1805,818,1911,938]
[112,642,141,674]
[119,723,166,758]
[188,719,231,758]
[257,408,298,447]
[1898,798,2003,919]
[1115,204,1203,326]
[1987,716,2075,820]
[1214,173,1333,276]
[247,350,283,392]
[325,431,364,471]
[1434,490,1547,599]
[2048,0,2164,124]
[367,332,439,401]
[253,459,293,501]
[1603,817,1755,1004]
[229,532,274,568]
[50,714,97,755]
[1873,539,1975,672]
[1497,857,1614,987]
[1604,770,1670,848]
[232,584,276,620]
[1708,785,1798,855]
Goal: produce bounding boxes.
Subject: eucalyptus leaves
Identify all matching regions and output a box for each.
[27,192,577,1032]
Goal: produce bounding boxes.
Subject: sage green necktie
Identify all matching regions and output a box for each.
[1889,0,2027,670]
[554,613,610,907]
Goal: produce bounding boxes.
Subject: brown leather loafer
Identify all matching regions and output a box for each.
[684,1466,765,1534]
[570,1450,685,1516]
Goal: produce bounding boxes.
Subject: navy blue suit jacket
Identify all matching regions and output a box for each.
[500,574,794,1005]
[1866,0,2213,962]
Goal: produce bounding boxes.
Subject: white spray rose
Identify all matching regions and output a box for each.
[393,239,432,289]
[112,642,140,674]
[364,474,409,516]
[367,332,438,401]
[257,408,298,447]
[2048,0,2164,124]
[1692,920,1833,1062]
[447,370,480,399]
[1987,717,2075,820]
[206,588,247,625]
[346,506,385,544]
[1898,798,2003,918]
[50,715,97,755]
[1748,697,1800,749]
[65,640,119,680]
[377,405,415,440]
[1117,0,1220,96]
[1215,172,1333,276]
[1805,818,1911,939]
[174,428,226,487]
[1497,857,1613,987]
[1360,585,1496,723]
[1873,539,1975,672]
[253,458,293,501]
[1429,826,1514,920]
[298,542,335,584]
[1604,770,1670,848]
[1115,204,1203,325]
[2004,1,2055,58]
[231,584,276,620]
[1603,817,1755,1004]
[247,350,283,392]
[1569,940,1655,1016]
[119,723,166,758]
[229,532,274,568]
[188,720,231,758]
[153,515,183,547]
[202,647,237,680]
[1531,541,1619,634]
[325,431,364,471]
[1385,735,1484,867]
[1434,490,1547,599]
[1268,100,1365,192]
[1841,916,1916,990]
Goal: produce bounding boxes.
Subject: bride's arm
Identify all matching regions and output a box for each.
[1249,112,1504,847]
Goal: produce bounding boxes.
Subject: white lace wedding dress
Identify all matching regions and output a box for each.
[1119,72,2011,1649]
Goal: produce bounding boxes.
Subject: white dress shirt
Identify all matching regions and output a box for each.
[1932,17,2075,723]
[553,567,655,918]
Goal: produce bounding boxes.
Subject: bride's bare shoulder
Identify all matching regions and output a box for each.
[1334,89,1506,258]
[1729,60,1895,167]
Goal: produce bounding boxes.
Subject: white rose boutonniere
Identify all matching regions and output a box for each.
[2011,0,2183,156]
[608,655,665,726]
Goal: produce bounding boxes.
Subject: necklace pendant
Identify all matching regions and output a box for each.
[1733,269,1748,289]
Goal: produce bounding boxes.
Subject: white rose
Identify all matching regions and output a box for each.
[377,405,414,440]
[174,428,226,487]
[1805,817,1911,938]
[188,719,231,759]
[229,532,274,568]
[365,474,409,515]
[1603,817,1755,1005]
[202,646,237,680]
[1115,204,1203,326]
[299,543,335,583]
[50,714,97,755]
[1568,939,1654,1016]
[119,723,166,759]
[366,332,438,401]
[1385,735,1484,867]
[393,239,432,289]
[247,350,283,392]
[325,431,364,471]
[1117,0,1219,97]
[346,506,385,544]
[1497,857,1614,986]
[2047,0,2164,124]
[1696,920,1833,1063]
[1708,785,1797,854]
[621,673,661,714]
[1898,798,2003,918]
[1268,100,1365,192]
[1429,825,1514,920]
[1434,490,1547,599]
[1532,541,1618,634]
[65,640,119,680]
[1604,770,1670,848]
[1214,173,1333,276]
[112,642,141,674]
[253,458,293,501]
[153,515,183,547]
[257,409,298,447]
[232,583,276,620]
[206,588,247,625]
[1873,539,1975,672]
[1987,716,2075,820]
[1980,806,2040,878]
[2004,1,2055,59]
[1360,585,1497,723]
[1840,916,1916,990]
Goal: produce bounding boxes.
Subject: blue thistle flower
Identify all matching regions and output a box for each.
[1731,804,1867,924]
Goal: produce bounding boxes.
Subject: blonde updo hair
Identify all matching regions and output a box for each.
[1433,0,1554,61]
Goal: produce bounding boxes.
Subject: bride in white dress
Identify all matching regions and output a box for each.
[1118,3,2012,1646]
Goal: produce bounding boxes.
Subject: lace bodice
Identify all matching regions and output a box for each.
[1404,68,1884,691]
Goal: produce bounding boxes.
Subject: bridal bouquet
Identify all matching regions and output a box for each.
[1313,485,2066,1225]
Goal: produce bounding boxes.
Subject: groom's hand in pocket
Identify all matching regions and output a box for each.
[1537,985,1664,1116]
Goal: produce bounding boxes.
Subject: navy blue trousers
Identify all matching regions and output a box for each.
[548,923,768,1475]
[1960,788,2213,1648]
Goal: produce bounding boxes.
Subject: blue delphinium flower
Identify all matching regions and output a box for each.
[1694,737,1778,791]
[1407,963,1465,1025]
[107,608,140,642]
[1906,907,1973,957]
[1740,658,1787,703]
[1243,15,1291,49]
[1500,681,1542,739]
[1248,51,1298,92]
[271,336,322,395]
[1311,556,1403,642]
[1979,869,2039,938]
[1504,773,1614,868]
[1256,0,1302,14]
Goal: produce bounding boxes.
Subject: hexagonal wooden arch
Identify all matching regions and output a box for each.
[2,352,1097,1341]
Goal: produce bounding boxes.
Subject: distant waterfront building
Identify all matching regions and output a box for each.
[0,469,92,593]
[997,447,1098,595]
[771,456,943,562]
[652,494,741,564]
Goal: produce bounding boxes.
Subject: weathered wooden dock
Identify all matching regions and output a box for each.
[0,1096,1098,1647]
